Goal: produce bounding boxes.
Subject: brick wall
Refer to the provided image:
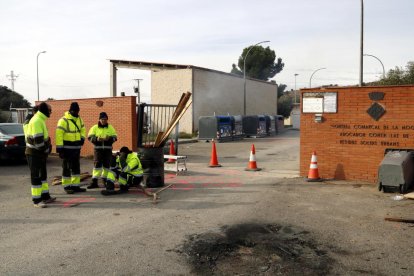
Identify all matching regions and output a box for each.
[300,85,414,183]
[40,96,137,157]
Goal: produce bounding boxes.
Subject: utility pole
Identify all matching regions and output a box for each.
[6,70,19,91]
[294,73,299,103]
[359,0,364,86]
[133,79,143,103]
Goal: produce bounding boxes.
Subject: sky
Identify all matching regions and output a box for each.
[1,0,413,106]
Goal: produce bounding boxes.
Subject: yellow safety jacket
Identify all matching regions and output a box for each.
[118,152,144,176]
[25,111,50,156]
[87,124,117,150]
[56,111,86,150]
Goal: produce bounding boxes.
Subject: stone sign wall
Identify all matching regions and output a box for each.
[300,85,414,183]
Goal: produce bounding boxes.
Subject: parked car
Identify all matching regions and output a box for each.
[0,123,26,161]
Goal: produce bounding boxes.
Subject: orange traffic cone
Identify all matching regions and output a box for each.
[167,139,176,163]
[245,144,261,171]
[306,151,322,182]
[209,140,222,167]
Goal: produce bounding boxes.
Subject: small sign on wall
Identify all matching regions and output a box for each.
[302,92,337,113]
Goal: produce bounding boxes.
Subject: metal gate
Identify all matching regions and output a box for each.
[137,103,179,154]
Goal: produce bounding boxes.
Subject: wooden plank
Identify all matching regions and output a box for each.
[153,131,164,147]
[403,192,414,199]
[155,92,191,147]
[157,99,192,146]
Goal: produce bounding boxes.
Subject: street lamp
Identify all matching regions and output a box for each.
[359,0,364,86]
[309,68,327,88]
[243,40,270,115]
[294,73,299,103]
[36,51,46,101]
[364,54,385,79]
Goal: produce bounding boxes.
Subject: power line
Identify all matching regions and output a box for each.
[6,70,19,91]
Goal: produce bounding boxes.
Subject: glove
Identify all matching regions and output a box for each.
[80,138,85,146]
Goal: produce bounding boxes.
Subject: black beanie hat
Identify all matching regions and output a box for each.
[38,102,50,117]
[69,102,80,112]
[120,146,131,154]
[99,112,108,119]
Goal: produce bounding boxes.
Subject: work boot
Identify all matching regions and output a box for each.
[64,187,75,194]
[101,189,118,196]
[87,178,99,189]
[43,196,57,204]
[72,186,86,193]
[118,185,129,194]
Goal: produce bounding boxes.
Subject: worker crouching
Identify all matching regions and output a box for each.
[101,146,143,196]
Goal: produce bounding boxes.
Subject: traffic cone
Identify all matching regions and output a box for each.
[245,144,261,171]
[209,140,222,167]
[306,151,322,182]
[167,139,176,163]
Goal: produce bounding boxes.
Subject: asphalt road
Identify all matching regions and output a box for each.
[1,130,414,275]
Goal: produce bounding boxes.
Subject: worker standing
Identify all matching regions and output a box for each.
[101,146,143,195]
[87,112,117,189]
[25,102,55,208]
[56,102,86,194]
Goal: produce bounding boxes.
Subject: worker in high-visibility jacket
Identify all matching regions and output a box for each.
[25,102,55,208]
[101,146,143,196]
[56,102,86,194]
[87,112,117,189]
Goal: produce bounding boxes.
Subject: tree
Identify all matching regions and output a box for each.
[0,86,31,109]
[230,45,284,81]
[277,93,293,118]
[368,61,414,86]
[277,83,287,98]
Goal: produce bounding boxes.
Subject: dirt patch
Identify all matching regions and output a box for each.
[178,223,334,275]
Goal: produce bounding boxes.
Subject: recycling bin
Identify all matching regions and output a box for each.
[378,150,414,193]
[257,115,267,137]
[198,116,233,142]
[264,115,276,136]
[242,115,266,138]
[231,115,244,140]
[275,115,285,134]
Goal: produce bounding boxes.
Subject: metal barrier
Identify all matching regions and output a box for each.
[137,103,179,153]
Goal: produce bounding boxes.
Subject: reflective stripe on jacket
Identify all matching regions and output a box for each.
[56,111,86,150]
[25,111,50,155]
[87,124,117,150]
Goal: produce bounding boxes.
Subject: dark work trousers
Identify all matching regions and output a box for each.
[26,154,49,203]
[93,149,113,179]
[62,149,81,186]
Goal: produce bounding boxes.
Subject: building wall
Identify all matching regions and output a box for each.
[193,69,277,131]
[151,69,193,133]
[291,104,300,129]
[300,85,414,183]
[43,97,137,157]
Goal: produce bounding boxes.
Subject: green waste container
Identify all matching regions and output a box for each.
[378,150,414,193]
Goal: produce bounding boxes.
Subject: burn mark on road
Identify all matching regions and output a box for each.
[178,223,334,275]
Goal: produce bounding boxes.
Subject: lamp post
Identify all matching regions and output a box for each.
[364,54,385,79]
[36,51,46,101]
[309,67,327,88]
[294,73,299,103]
[243,40,270,115]
[359,0,364,86]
